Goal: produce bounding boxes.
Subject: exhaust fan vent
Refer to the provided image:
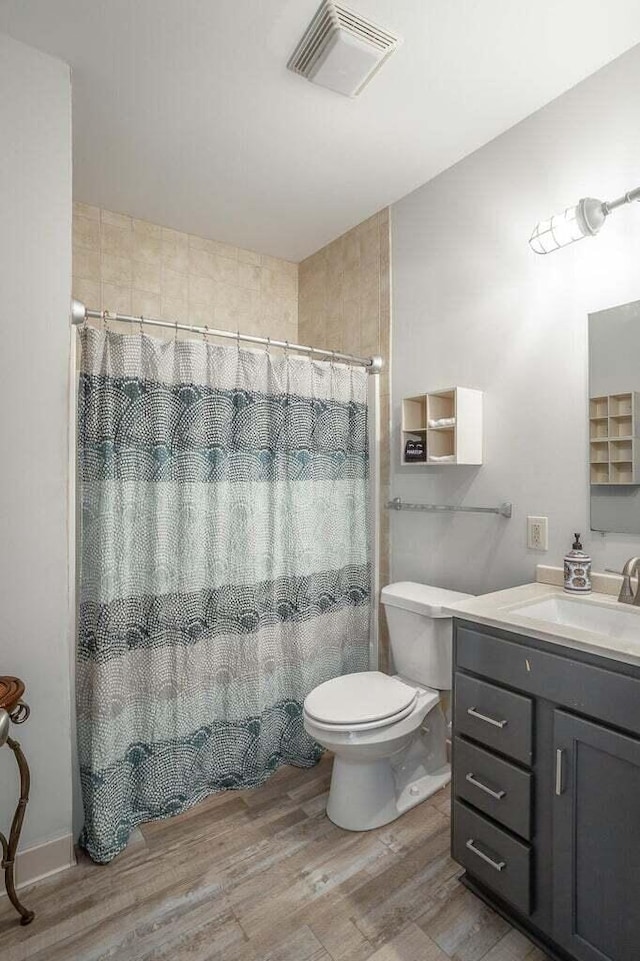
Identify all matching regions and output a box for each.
[287,1,400,98]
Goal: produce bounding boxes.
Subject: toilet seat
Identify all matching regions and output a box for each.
[304,671,418,732]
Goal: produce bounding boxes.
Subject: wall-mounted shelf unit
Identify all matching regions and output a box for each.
[400,387,483,466]
[589,391,640,485]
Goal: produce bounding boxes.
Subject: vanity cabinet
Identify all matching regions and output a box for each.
[452,618,640,961]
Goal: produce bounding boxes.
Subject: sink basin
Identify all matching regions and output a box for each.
[509,594,640,642]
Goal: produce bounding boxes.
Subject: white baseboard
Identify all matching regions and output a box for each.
[1,834,76,894]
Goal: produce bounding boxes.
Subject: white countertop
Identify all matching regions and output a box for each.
[444,581,640,670]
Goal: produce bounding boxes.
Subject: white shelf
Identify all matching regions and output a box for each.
[400,387,483,466]
[589,392,640,485]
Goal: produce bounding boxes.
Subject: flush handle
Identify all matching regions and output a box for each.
[465,772,506,800]
[467,706,508,729]
[465,838,506,872]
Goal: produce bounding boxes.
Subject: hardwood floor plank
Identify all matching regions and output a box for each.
[350,830,459,946]
[479,928,550,961]
[309,915,373,961]
[416,883,510,961]
[366,923,449,961]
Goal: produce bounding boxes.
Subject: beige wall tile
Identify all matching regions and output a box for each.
[162,235,189,273]
[101,223,132,259]
[132,259,162,293]
[189,273,217,306]
[133,218,162,240]
[238,263,262,290]
[132,232,162,265]
[102,253,132,286]
[71,278,100,308]
[101,209,132,229]
[189,234,237,261]
[73,247,100,283]
[160,297,189,323]
[131,289,161,317]
[73,200,100,221]
[188,302,216,326]
[238,247,262,266]
[213,254,238,286]
[162,267,188,303]
[73,215,100,250]
[101,283,132,314]
[188,246,216,279]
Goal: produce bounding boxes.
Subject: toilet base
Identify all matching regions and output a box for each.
[326,757,451,831]
[326,753,451,833]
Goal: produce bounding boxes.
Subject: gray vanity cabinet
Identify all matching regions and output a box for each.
[553,711,640,961]
[452,618,640,961]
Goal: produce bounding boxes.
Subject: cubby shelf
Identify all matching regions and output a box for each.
[589,392,640,485]
[400,387,483,466]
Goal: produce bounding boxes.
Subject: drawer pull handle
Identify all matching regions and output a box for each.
[465,838,506,872]
[467,706,508,729]
[466,772,506,800]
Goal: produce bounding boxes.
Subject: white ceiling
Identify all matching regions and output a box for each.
[2,1,640,261]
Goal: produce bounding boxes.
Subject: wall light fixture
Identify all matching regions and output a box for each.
[529,185,640,254]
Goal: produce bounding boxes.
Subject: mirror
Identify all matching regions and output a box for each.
[589,299,640,535]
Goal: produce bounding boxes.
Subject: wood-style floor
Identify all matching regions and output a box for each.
[0,755,548,961]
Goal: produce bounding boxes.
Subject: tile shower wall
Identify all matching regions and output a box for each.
[72,204,297,342]
[298,209,392,668]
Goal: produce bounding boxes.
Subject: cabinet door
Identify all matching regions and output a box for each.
[553,710,640,961]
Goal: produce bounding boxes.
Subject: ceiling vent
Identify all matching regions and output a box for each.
[287,1,400,98]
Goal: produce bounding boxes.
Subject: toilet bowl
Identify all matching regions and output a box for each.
[303,582,472,831]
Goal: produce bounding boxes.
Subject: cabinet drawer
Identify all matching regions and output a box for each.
[455,621,640,741]
[453,800,531,915]
[453,736,532,839]
[454,672,533,765]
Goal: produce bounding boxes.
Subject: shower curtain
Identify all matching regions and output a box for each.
[76,326,370,863]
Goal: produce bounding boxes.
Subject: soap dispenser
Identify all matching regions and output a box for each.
[564,533,592,594]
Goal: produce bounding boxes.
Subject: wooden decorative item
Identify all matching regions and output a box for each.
[0,675,35,925]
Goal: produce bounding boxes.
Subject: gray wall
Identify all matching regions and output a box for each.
[391,43,640,595]
[0,33,73,850]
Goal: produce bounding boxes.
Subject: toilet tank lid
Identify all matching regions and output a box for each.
[381,581,473,617]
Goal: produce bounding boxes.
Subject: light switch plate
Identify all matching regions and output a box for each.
[527,515,548,551]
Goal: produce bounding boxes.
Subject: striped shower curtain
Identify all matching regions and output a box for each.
[76,326,370,863]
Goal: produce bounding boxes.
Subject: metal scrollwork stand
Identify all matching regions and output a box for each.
[0,697,35,925]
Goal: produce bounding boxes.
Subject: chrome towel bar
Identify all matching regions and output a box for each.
[386,496,512,518]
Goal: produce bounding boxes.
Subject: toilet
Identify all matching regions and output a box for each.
[303,581,472,831]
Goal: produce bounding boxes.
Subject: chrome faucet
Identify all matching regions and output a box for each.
[615,557,640,604]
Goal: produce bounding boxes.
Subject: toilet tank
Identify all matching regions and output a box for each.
[381,582,473,690]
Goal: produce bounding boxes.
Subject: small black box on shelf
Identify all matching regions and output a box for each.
[404,438,426,462]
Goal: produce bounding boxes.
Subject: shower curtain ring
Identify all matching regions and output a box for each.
[101,309,109,331]
[266,336,271,355]
[174,320,179,342]
[203,325,209,342]
[139,315,144,335]
[237,330,241,351]
[331,349,337,369]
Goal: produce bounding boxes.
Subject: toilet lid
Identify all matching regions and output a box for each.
[304,671,417,726]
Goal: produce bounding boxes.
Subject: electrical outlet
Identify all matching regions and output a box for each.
[527,515,548,551]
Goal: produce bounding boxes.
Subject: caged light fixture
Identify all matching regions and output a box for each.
[529,185,640,254]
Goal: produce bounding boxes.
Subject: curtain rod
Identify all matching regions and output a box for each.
[71,300,383,372]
